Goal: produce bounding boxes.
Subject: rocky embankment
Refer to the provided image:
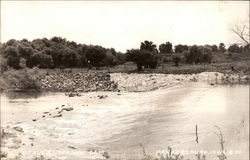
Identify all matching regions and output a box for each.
[110,72,250,92]
[41,72,118,92]
[40,72,249,93]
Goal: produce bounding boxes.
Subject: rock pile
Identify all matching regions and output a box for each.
[41,72,118,92]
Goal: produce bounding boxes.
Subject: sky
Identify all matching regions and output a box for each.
[0,1,249,52]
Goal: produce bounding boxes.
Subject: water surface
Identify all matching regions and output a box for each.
[1,83,249,160]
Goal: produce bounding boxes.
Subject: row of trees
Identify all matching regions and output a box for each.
[148,41,249,54]
[0,37,126,71]
[126,41,215,69]
[1,37,249,72]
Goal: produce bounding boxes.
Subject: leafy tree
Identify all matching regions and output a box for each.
[126,49,158,70]
[243,44,250,53]
[4,46,21,69]
[184,45,203,64]
[228,44,241,53]
[0,56,8,73]
[140,40,158,53]
[18,45,33,59]
[219,43,226,53]
[202,46,213,63]
[174,44,189,53]
[28,51,53,68]
[172,54,181,66]
[86,45,106,69]
[211,45,218,52]
[60,47,78,68]
[159,42,173,54]
[19,58,27,68]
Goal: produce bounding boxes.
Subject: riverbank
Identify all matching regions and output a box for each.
[1,68,249,93]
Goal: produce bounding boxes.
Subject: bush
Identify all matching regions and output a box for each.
[172,54,181,66]
[184,45,213,64]
[1,68,41,90]
[228,44,242,53]
[126,49,158,70]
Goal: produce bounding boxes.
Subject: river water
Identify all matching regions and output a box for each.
[0,82,249,160]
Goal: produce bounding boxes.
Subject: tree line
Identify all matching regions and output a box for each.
[0,37,249,72]
[0,37,126,71]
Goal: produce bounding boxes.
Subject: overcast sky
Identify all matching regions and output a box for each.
[1,1,249,52]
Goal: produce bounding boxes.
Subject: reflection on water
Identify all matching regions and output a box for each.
[0,83,249,160]
[2,91,44,99]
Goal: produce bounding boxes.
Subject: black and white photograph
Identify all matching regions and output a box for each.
[0,1,249,160]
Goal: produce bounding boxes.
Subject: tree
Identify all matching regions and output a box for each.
[184,45,201,64]
[60,48,78,68]
[219,43,226,53]
[140,40,158,53]
[86,45,106,69]
[228,44,241,53]
[0,56,8,73]
[172,55,181,66]
[174,44,189,53]
[211,45,218,52]
[231,22,249,46]
[159,42,173,54]
[4,46,21,69]
[202,46,213,63]
[126,49,158,70]
[28,51,53,68]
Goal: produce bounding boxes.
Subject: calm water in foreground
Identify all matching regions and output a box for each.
[1,82,249,160]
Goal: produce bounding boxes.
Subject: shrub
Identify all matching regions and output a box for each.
[126,49,158,70]
[172,54,181,66]
[228,44,242,53]
[1,68,41,90]
[184,45,213,64]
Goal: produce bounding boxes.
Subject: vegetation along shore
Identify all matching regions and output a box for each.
[0,37,249,92]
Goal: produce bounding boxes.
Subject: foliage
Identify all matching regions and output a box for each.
[174,44,189,53]
[228,44,241,53]
[184,45,212,64]
[219,43,226,53]
[159,42,173,54]
[1,68,41,90]
[172,54,182,66]
[86,45,107,69]
[126,49,158,70]
[0,37,126,71]
[140,40,158,53]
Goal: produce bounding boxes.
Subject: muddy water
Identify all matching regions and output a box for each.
[1,83,249,160]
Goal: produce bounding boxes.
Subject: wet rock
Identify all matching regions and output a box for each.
[29,137,35,141]
[13,126,23,133]
[68,145,77,149]
[53,114,62,118]
[102,151,110,159]
[98,95,107,99]
[62,107,73,111]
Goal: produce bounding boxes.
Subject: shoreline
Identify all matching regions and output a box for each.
[1,71,249,93]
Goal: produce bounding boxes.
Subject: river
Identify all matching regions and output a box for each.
[0,82,249,160]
